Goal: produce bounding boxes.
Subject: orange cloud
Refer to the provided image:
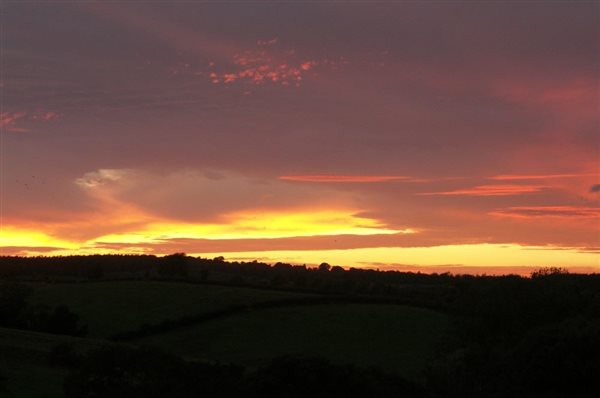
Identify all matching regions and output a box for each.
[421,184,547,196]
[0,209,407,256]
[280,175,411,183]
[490,206,600,219]
[491,173,597,180]
[1,167,408,252]
[209,50,317,87]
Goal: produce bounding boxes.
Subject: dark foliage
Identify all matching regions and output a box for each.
[64,346,421,398]
[246,356,423,398]
[157,252,190,277]
[0,281,33,328]
[64,346,243,398]
[426,269,600,398]
[0,281,87,336]
[427,318,600,398]
[49,343,84,368]
[0,254,465,310]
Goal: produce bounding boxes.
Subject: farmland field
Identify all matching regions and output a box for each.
[139,303,449,378]
[2,280,450,396]
[0,327,113,398]
[30,281,314,337]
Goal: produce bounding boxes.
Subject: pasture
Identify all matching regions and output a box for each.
[31,281,313,337]
[139,303,449,378]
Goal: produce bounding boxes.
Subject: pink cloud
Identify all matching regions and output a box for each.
[32,111,62,122]
[1,111,62,133]
[1,112,28,132]
[257,38,278,46]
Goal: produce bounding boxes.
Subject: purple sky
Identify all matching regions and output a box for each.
[1,1,598,273]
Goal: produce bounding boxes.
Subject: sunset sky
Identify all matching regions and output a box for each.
[1,1,598,274]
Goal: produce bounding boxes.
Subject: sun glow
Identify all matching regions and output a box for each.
[0,208,407,253]
[196,244,599,273]
[0,227,77,250]
[90,209,408,245]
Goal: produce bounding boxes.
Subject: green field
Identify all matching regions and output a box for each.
[139,303,449,378]
[1,281,450,396]
[31,281,313,337]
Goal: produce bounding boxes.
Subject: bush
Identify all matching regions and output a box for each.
[64,346,243,398]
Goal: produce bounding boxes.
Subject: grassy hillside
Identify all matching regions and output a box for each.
[2,280,449,395]
[139,303,449,378]
[0,327,112,398]
[30,281,313,337]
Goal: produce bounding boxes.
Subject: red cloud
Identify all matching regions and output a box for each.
[1,112,28,132]
[206,40,345,88]
[491,173,596,180]
[1,111,62,133]
[279,175,411,183]
[210,51,316,86]
[421,184,547,196]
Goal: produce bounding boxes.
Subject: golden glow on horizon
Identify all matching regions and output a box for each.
[1,224,598,273]
[1,211,597,273]
[0,227,77,250]
[0,209,406,251]
[90,209,407,244]
[195,244,599,270]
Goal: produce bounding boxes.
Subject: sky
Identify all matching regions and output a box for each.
[1,1,598,274]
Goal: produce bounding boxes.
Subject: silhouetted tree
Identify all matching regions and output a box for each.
[36,305,88,336]
[157,253,189,277]
[246,356,424,398]
[0,282,87,336]
[0,282,33,328]
[318,263,331,272]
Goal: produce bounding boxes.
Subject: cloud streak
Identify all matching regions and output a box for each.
[0,111,62,133]
[490,206,600,219]
[491,173,597,181]
[279,175,412,183]
[420,184,548,196]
